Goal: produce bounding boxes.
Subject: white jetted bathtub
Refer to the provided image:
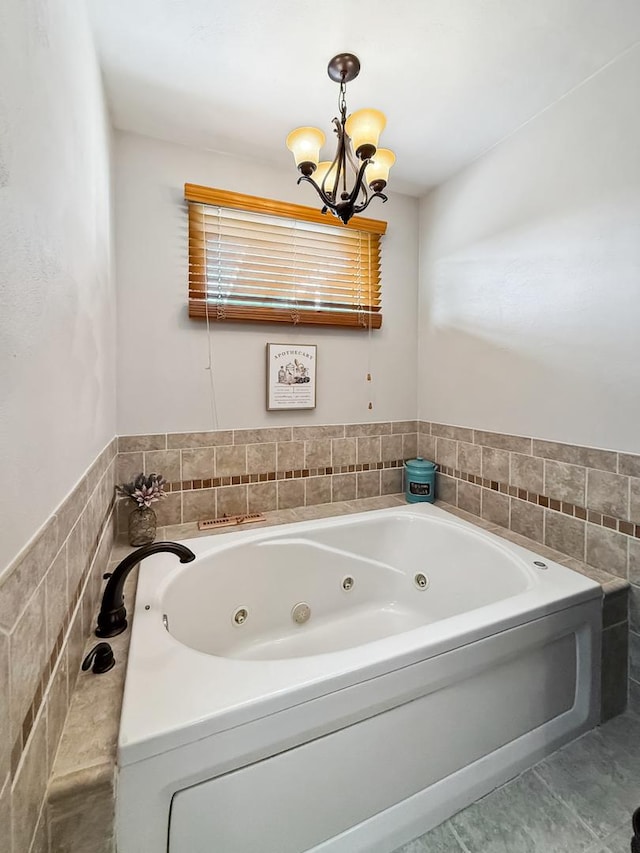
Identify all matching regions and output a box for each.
[117,503,601,853]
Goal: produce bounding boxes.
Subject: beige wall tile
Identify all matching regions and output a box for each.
[357,470,380,499]
[0,775,11,852]
[544,460,586,505]
[66,609,85,698]
[332,438,356,467]
[304,440,332,469]
[118,434,165,452]
[116,452,143,485]
[247,482,278,514]
[431,423,474,442]
[217,486,248,517]
[381,434,404,461]
[457,442,482,476]
[629,538,640,586]
[11,710,47,853]
[144,449,181,482]
[276,442,305,472]
[391,420,418,434]
[630,478,640,524]
[619,453,640,478]
[435,437,457,468]
[474,430,531,454]
[56,478,89,545]
[586,524,628,578]
[9,583,46,740]
[587,470,629,519]
[402,433,418,459]
[510,453,543,494]
[345,422,391,437]
[215,445,247,477]
[30,806,48,853]
[181,447,215,480]
[182,489,216,523]
[45,546,68,657]
[66,519,86,595]
[532,439,617,473]
[305,477,332,506]
[482,447,509,482]
[167,430,233,448]
[153,493,182,527]
[46,649,69,773]
[544,511,585,560]
[0,516,59,633]
[0,633,9,784]
[278,479,305,510]
[436,474,457,505]
[357,436,381,465]
[49,778,115,853]
[234,427,292,444]
[417,434,436,461]
[332,474,356,502]
[246,443,277,475]
[511,499,544,543]
[482,490,510,528]
[381,468,403,495]
[292,425,344,440]
[417,421,432,434]
[457,481,481,516]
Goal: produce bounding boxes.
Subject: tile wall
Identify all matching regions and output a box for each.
[0,440,117,853]
[419,421,640,703]
[115,421,419,530]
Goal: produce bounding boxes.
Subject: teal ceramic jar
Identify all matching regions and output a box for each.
[404,457,437,503]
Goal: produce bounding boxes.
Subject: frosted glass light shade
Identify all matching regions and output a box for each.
[286,127,326,172]
[345,109,386,158]
[313,161,338,194]
[366,148,396,189]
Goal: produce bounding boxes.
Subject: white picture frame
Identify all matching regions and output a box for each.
[266,343,317,411]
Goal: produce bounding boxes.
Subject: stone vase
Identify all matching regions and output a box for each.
[128,505,157,547]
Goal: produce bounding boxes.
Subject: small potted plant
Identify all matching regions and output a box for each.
[117,473,167,546]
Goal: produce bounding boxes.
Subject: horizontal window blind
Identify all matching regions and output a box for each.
[185,184,386,328]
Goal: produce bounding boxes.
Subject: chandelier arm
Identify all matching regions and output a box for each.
[296,174,338,209]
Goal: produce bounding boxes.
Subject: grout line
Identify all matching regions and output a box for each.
[532,766,601,843]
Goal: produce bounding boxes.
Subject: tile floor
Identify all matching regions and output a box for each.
[393,704,640,853]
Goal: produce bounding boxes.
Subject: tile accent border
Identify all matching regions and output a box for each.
[419,420,639,708]
[0,438,117,853]
[437,465,640,539]
[116,422,418,533]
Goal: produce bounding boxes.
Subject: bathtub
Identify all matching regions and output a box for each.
[117,502,601,853]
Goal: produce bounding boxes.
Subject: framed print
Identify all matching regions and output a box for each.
[266,343,317,411]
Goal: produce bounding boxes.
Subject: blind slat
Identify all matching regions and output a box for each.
[186,186,384,328]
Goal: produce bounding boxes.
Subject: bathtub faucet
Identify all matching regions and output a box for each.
[95,541,196,638]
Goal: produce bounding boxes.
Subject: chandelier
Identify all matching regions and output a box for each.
[286,53,395,225]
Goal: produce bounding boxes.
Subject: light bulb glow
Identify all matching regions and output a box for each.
[286,126,326,169]
[365,148,396,188]
[345,109,386,158]
[313,161,338,194]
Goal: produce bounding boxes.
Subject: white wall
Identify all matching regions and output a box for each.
[0,0,116,571]
[418,44,640,454]
[114,131,419,434]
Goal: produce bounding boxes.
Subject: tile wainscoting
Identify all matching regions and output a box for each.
[419,421,640,706]
[0,439,117,853]
[116,421,419,530]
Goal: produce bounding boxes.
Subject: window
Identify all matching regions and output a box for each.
[185,184,386,328]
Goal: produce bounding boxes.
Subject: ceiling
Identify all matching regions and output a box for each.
[87,0,640,196]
